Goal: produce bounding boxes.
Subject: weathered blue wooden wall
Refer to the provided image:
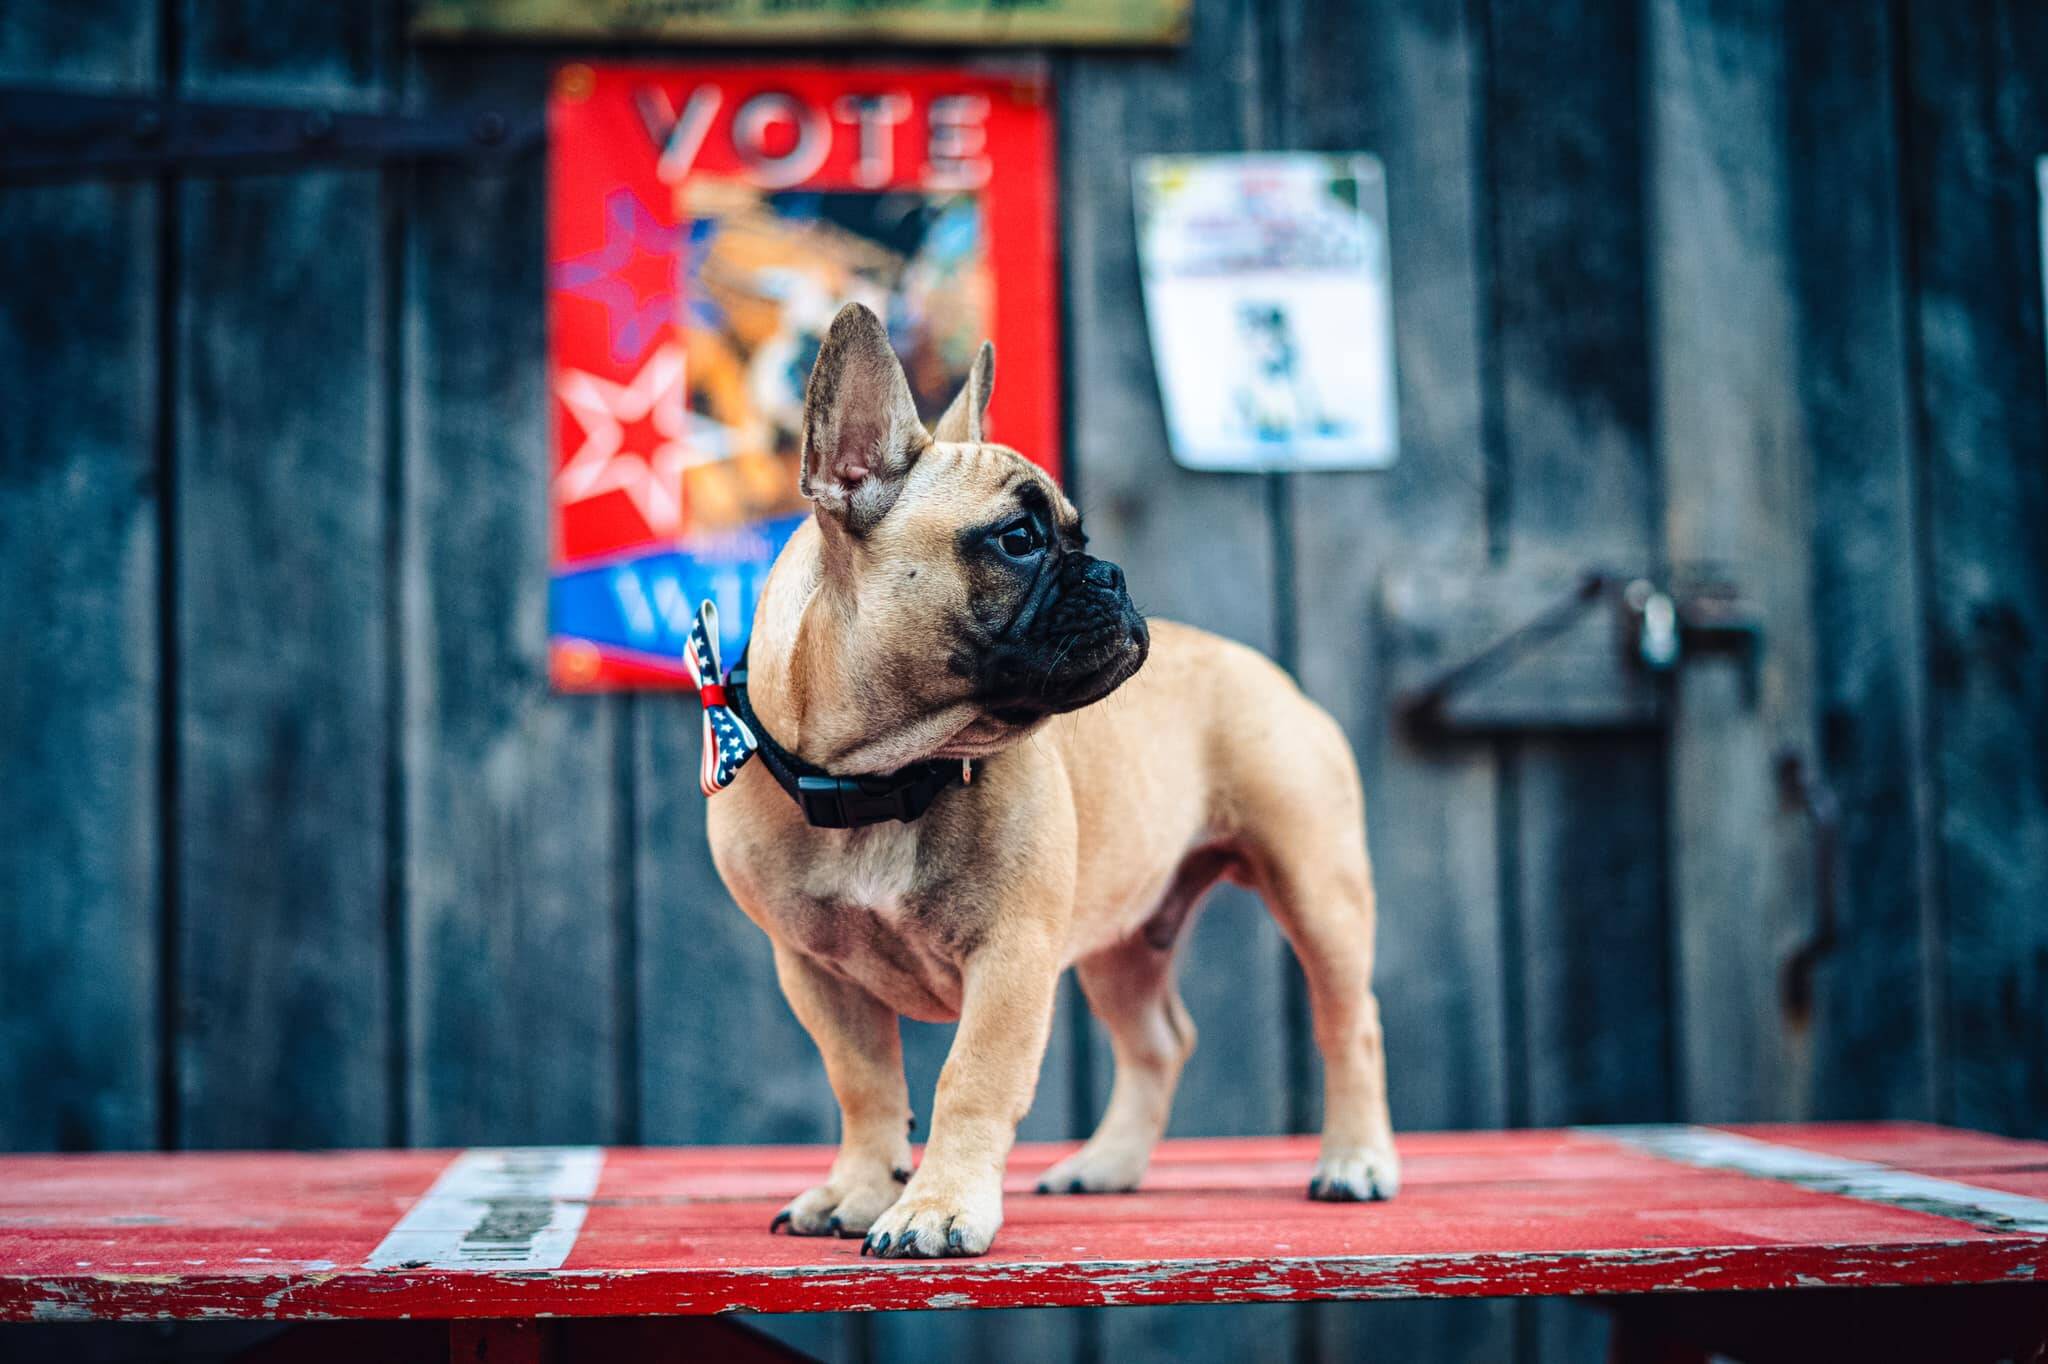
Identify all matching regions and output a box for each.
[4,1,2046,1360]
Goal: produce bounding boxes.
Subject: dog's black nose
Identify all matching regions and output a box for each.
[1085,559,1125,594]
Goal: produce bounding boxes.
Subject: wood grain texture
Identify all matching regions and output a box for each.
[1053,0,1296,1358]
[13,1125,2046,1322]
[1903,0,2048,1137]
[1648,0,1817,1126]
[178,0,391,106]
[0,0,161,1154]
[171,1,395,1149]
[0,0,156,86]
[412,0,1192,45]
[1277,0,1512,1357]
[1785,1,1939,1123]
[400,50,625,1147]
[1382,571,1662,734]
[635,704,842,1148]
[1483,0,1669,1258]
[633,704,861,1363]
[9,5,2048,1359]
[1279,0,1501,1135]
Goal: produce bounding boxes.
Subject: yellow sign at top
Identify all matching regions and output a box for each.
[414,0,1189,46]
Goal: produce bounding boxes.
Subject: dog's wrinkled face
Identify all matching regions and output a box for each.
[798,303,1148,758]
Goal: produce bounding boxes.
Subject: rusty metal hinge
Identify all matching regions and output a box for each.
[1777,749,1842,1028]
[1395,570,1616,733]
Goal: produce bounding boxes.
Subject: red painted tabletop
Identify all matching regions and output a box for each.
[4,1124,2045,1321]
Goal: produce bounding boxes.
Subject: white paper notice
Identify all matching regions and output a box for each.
[1134,153,1399,472]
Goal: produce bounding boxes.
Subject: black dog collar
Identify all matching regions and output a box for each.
[727,646,968,830]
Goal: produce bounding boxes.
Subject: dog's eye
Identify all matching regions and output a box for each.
[998,518,1045,558]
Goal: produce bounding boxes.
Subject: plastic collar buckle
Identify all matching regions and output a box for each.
[794,774,913,830]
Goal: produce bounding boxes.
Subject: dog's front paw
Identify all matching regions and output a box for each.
[861,1179,1001,1258]
[1308,1144,1401,1202]
[1034,1140,1148,1195]
[770,1165,909,1238]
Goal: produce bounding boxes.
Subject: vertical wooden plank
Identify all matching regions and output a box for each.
[1904,0,2048,1137]
[1649,0,1817,1124]
[0,4,155,80]
[1786,1,1939,1122]
[173,0,398,1149]
[1062,0,1287,1140]
[402,52,624,1147]
[1046,0,1298,1358]
[1278,0,1513,1359]
[636,709,860,1362]
[637,721,842,1147]
[1486,0,1666,1128]
[0,1,161,1153]
[1279,0,1502,1140]
[1482,2,1665,1356]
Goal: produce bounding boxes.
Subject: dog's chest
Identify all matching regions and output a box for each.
[824,826,922,912]
[767,823,968,1018]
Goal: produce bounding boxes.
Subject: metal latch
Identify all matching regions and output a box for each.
[1627,580,1682,670]
[1392,569,1765,736]
[1622,576,1765,701]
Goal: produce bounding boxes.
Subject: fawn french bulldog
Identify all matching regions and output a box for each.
[703,302,1396,1259]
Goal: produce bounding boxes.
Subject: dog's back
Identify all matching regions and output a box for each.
[1042,618,1370,957]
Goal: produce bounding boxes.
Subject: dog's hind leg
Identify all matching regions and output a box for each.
[1250,819,1400,1202]
[1034,935,1192,1194]
[1034,848,1234,1195]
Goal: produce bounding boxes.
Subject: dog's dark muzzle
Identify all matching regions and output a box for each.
[981,553,1149,721]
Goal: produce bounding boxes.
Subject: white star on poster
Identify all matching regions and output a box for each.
[554,342,693,537]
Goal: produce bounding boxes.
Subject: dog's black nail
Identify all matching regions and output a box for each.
[1035,1181,1051,1194]
[946,1221,965,1254]
[1068,1178,1085,1194]
[770,1210,792,1232]
[873,1232,892,1255]
[1308,1177,1324,1199]
[892,1167,912,1185]
[860,1237,874,1257]
[826,1215,843,1235]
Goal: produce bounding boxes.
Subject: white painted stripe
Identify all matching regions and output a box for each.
[366,1147,605,1271]
[1597,1124,2048,1235]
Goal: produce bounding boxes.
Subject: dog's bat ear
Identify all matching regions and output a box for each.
[800,302,929,530]
[931,340,995,444]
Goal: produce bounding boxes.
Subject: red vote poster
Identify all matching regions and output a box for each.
[547,62,1061,691]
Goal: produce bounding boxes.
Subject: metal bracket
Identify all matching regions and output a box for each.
[1394,569,1765,737]
[1396,571,1616,732]
[0,87,542,183]
[1777,749,1842,1028]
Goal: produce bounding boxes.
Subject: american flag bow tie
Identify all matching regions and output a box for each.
[684,600,757,796]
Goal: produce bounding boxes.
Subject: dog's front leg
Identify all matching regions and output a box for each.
[863,922,1062,1258]
[769,942,914,1238]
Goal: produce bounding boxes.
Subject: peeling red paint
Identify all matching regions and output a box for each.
[3,1126,2045,1322]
